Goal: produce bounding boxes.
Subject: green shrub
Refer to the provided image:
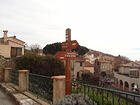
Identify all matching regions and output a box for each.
[15,52,64,76]
[81,72,99,85]
[52,94,94,105]
[81,72,93,81]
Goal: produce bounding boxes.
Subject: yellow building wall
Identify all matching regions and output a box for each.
[0,41,24,58]
[0,45,11,58]
[9,41,24,55]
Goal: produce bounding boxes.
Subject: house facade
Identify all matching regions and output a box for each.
[84,61,94,73]
[71,58,84,79]
[0,30,25,58]
[94,58,114,74]
[114,62,140,93]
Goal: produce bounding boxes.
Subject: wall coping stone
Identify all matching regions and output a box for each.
[51,75,65,80]
[18,70,29,73]
[5,67,12,70]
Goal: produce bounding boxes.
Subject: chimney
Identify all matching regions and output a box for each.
[3,30,8,43]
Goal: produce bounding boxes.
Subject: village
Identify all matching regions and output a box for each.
[0,28,140,105]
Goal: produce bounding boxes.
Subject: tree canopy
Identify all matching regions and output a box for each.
[43,42,62,55]
[30,43,41,54]
[73,45,89,56]
[43,42,89,56]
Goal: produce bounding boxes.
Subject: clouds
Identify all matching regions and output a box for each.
[0,0,140,60]
[0,0,65,45]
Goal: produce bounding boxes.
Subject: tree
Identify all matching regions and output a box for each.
[43,42,62,55]
[81,72,99,85]
[73,45,89,56]
[100,71,106,77]
[81,72,93,81]
[30,43,41,54]
[43,42,89,56]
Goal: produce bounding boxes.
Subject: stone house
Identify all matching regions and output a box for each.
[98,58,114,74]
[114,62,140,93]
[71,57,84,79]
[94,58,114,87]
[0,30,25,58]
[84,61,94,73]
[119,61,140,74]
[101,54,115,62]
[55,52,84,79]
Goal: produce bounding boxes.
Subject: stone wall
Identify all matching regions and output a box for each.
[0,55,15,81]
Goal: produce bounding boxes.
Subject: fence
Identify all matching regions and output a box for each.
[1,67,65,104]
[10,70,18,86]
[29,73,53,103]
[8,69,53,103]
[71,80,140,105]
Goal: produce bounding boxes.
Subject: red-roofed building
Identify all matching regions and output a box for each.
[84,61,94,73]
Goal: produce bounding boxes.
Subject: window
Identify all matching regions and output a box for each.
[17,48,22,56]
[11,47,22,57]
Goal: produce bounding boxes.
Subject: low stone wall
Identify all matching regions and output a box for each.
[0,56,15,68]
[0,66,3,81]
[0,55,15,81]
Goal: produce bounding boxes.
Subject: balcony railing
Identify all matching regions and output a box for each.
[71,80,140,105]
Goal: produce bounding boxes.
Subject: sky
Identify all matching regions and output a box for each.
[0,0,140,61]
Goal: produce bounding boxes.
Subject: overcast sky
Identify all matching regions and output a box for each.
[0,0,140,60]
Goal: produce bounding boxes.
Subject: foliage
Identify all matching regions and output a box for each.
[15,52,42,70]
[81,72,99,86]
[30,43,41,54]
[15,52,64,76]
[39,55,65,76]
[81,72,93,81]
[52,94,94,105]
[73,45,89,56]
[43,42,62,55]
[71,82,134,105]
[43,42,89,56]
[100,71,106,77]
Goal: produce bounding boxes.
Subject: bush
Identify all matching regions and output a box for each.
[81,72,93,81]
[15,52,64,76]
[81,72,99,86]
[52,94,94,105]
